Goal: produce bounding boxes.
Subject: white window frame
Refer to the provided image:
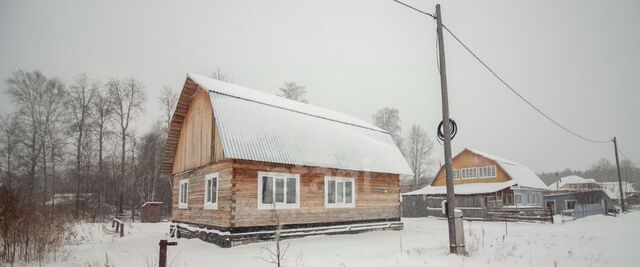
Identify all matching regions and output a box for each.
[204,172,219,210]
[324,176,356,208]
[178,179,189,209]
[515,194,522,204]
[478,166,497,179]
[257,171,300,210]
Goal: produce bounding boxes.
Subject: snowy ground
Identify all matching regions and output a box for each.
[23,212,640,267]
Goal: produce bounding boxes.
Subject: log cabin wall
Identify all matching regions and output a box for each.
[229,160,401,228]
[172,161,233,228]
[431,150,511,186]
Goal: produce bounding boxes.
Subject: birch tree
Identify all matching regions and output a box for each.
[66,74,97,218]
[404,125,434,190]
[108,77,146,214]
[90,85,114,217]
[372,107,403,150]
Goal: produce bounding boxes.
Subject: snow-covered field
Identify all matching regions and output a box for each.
[25,212,640,267]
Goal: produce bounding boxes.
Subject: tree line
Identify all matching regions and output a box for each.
[538,158,639,186]
[0,70,179,220]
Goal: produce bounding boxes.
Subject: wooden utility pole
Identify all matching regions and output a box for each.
[436,4,465,255]
[613,137,626,212]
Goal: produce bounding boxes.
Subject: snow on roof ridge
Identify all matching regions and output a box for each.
[466,148,547,189]
[466,148,521,166]
[187,73,386,133]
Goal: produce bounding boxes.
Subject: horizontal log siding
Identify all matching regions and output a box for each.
[172,161,233,227]
[230,160,400,228]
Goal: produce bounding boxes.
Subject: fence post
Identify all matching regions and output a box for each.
[112,219,115,228]
[159,239,178,267]
[115,221,120,232]
[120,222,124,237]
[548,206,554,224]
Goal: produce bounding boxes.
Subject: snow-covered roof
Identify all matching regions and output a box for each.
[466,149,547,189]
[403,148,546,195]
[187,73,412,175]
[546,175,598,190]
[403,180,517,195]
[599,181,637,199]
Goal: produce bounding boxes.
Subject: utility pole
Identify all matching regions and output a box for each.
[436,4,465,255]
[613,137,626,212]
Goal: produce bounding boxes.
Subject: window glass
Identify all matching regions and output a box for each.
[211,178,217,203]
[567,200,576,210]
[286,177,296,204]
[337,181,344,203]
[275,178,285,203]
[328,180,336,203]
[206,179,212,203]
[345,181,353,203]
[262,176,273,204]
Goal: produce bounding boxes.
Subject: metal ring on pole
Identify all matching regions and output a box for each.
[437,119,457,142]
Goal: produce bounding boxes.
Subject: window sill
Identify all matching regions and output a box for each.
[257,203,300,210]
[178,204,188,209]
[325,203,355,209]
[204,203,218,210]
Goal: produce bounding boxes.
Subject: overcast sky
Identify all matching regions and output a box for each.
[1,0,638,175]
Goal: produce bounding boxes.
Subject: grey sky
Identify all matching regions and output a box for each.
[1,0,638,175]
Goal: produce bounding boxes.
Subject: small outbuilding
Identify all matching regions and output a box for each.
[141,202,164,223]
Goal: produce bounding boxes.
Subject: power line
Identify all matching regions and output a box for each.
[392,0,435,19]
[392,0,611,145]
[441,25,612,144]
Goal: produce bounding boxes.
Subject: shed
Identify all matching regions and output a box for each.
[141,202,164,223]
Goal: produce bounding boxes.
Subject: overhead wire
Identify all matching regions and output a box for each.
[392,0,612,145]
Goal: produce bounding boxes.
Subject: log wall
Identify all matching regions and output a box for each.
[230,160,401,228]
[172,161,233,228]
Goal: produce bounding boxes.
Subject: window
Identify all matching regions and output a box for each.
[565,200,576,210]
[515,194,522,204]
[325,177,355,208]
[204,173,219,210]
[451,166,497,180]
[478,166,497,178]
[503,193,513,205]
[178,179,189,209]
[258,172,300,210]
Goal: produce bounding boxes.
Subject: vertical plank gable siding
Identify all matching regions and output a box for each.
[230,160,401,228]
[431,150,511,186]
[172,161,233,228]
[172,87,214,174]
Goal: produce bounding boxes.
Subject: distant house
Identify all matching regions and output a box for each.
[547,175,601,192]
[162,74,411,247]
[543,190,612,219]
[402,149,547,219]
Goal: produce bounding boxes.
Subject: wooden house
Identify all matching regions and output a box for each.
[546,175,601,192]
[402,149,548,220]
[161,74,411,247]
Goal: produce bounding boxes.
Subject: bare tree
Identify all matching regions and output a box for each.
[278,82,307,103]
[372,107,403,149]
[90,85,114,217]
[107,77,146,214]
[6,70,64,199]
[38,77,66,206]
[208,68,234,83]
[0,113,23,190]
[66,74,97,218]
[260,204,289,267]
[159,86,179,134]
[404,125,434,190]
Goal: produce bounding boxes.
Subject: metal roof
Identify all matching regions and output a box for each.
[188,74,412,175]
